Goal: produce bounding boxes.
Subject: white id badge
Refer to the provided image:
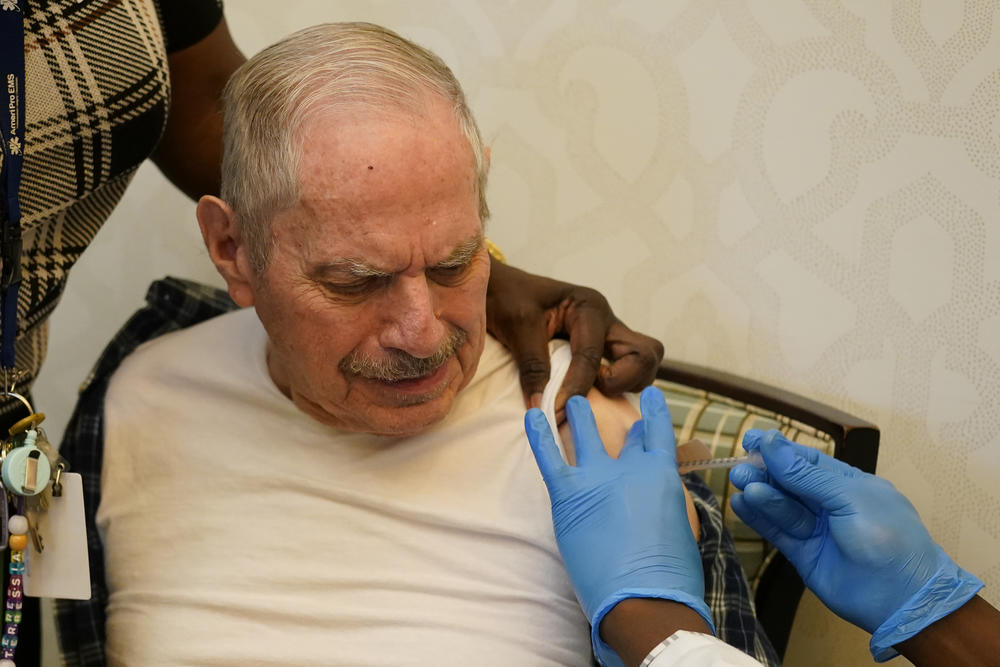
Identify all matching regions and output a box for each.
[23,472,91,599]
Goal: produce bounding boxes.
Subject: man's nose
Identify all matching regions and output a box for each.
[378,274,448,358]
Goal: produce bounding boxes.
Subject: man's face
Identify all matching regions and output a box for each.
[250,96,490,436]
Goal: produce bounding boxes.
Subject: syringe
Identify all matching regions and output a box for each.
[680,450,766,472]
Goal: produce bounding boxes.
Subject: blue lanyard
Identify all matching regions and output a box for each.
[0,0,26,372]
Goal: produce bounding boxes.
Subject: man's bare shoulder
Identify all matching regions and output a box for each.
[560,388,637,463]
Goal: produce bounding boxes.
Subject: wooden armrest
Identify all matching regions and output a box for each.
[657,358,879,473]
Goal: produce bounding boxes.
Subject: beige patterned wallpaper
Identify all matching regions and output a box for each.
[34,2,999,665]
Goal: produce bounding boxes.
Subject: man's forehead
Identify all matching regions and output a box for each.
[292,105,478,209]
[274,96,483,274]
[295,96,473,175]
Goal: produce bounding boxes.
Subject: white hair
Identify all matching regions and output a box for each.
[219,22,490,271]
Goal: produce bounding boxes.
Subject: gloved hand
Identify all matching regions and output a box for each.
[524,386,712,666]
[729,430,983,661]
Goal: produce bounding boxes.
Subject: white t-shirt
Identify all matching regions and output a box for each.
[98,308,591,666]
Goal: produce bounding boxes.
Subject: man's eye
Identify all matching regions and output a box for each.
[429,263,471,285]
[324,278,384,296]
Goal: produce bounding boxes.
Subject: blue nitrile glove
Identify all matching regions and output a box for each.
[524,386,712,667]
[729,430,983,662]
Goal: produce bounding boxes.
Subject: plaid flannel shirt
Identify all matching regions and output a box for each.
[54,277,777,666]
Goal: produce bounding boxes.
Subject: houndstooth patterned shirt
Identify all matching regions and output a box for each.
[0,0,222,417]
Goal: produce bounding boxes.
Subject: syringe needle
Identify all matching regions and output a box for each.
[680,450,765,472]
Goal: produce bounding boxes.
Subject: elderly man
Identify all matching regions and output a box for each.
[74,23,775,666]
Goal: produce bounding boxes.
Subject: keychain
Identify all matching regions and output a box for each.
[2,394,60,552]
[0,389,63,666]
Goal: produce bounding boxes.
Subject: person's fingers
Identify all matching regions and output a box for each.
[565,395,609,465]
[760,436,852,511]
[639,387,677,464]
[523,409,566,484]
[729,492,759,525]
[499,316,554,409]
[744,430,819,459]
[744,429,856,477]
[555,327,608,414]
[729,462,768,490]
[743,429,814,459]
[618,420,646,460]
[548,287,617,411]
[740,482,818,539]
[730,492,804,559]
[740,429,767,452]
[485,261,565,407]
[595,322,664,395]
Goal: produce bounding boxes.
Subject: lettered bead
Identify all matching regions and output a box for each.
[7,535,26,552]
[6,516,26,537]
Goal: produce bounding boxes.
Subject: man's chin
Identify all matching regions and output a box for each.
[296,388,456,436]
[363,395,457,437]
[347,370,462,436]
[295,357,474,436]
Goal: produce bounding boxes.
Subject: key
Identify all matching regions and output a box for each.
[24,492,49,554]
[52,463,65,498]
[25,513,42,554]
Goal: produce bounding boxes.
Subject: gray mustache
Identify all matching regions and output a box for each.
[339,329,468,382]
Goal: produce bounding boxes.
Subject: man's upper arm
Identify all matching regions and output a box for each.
[557,388,701,539]
[556,388,637,464]
[152,13,246,199]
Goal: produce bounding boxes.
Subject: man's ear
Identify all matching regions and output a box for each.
[196,195,257,307]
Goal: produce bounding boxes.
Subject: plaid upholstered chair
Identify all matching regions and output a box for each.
[656,359,880,660]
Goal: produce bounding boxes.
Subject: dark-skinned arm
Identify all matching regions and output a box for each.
[600,599,713,667]
[896,596,1000,666]
[602,595,1000,667]
[151,17,246,199]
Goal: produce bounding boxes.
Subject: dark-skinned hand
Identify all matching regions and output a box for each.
[486,258,664,418]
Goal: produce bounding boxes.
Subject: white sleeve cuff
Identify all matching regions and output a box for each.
[641,631,765,667]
